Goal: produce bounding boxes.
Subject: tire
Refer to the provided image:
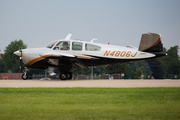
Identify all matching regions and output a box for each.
[60,73,67,80]
[22,73,28,80]
[66,72,72,80]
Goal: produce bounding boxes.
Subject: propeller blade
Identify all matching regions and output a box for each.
[19,47,22,56]
[19,48,22,71]
[20,57,22,69]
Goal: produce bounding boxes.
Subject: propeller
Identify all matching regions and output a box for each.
[19,48,22,71]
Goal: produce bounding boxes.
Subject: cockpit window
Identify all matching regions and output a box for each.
[85,44,101,51]
[54,41,70,51]
[46,40,58,48]
[72,42,82,51]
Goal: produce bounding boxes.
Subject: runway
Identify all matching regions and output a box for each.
[0,79,180,87]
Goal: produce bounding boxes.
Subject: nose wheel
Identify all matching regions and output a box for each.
[22,68,29,80]
[22,73,28,80]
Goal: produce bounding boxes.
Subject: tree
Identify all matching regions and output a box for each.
[93,66,106,76]
[131,60,152,79]
[0,55,6,73]
[2,39,27,73]
[157,46,180,78]
[72,65,105,76]
[105,63,131,78]
[146,59,162,78]
[134,67,144,79]
[147,46,180,79]
[166,46,180,75]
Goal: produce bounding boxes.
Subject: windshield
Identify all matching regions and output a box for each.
[46,40,58,48]
[54,41,70,51]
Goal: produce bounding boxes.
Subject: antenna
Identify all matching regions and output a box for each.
[90,38,98,43]
[65,34,72,40]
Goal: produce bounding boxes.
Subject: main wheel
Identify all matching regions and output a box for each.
[60,73,67,80]
[66,72,72,80]
[22,73,28,80]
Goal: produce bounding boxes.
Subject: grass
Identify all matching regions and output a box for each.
[0,87,180,120]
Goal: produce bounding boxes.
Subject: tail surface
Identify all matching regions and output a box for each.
[139,33,163,52]
[139,33,166,57]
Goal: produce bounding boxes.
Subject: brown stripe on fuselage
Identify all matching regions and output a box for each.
[26,54,59,66]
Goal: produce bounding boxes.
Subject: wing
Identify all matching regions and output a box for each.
[39,52,89,69]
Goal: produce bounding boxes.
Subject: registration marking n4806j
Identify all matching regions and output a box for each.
[103,51,137,57]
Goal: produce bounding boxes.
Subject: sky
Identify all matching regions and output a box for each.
[0,0,180,54]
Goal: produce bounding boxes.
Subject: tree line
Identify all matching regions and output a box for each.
[0,39,180,79]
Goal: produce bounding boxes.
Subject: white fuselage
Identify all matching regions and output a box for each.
[14,39,155,67]
[13,33,166,80]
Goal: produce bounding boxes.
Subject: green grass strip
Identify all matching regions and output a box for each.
[0,87,180,120]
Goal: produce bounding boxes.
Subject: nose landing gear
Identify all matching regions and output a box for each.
[22,68,29,80]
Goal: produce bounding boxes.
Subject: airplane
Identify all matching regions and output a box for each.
[14,33,166,80]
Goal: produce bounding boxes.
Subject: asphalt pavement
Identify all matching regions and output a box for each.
[0,79,180,87]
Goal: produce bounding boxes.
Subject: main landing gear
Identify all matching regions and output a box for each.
[22,68,29,80]
[59,72,72,80]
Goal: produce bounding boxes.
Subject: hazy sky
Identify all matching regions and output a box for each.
[0,0,180,54]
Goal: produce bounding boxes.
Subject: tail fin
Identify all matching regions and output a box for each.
[139,33,163,52]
